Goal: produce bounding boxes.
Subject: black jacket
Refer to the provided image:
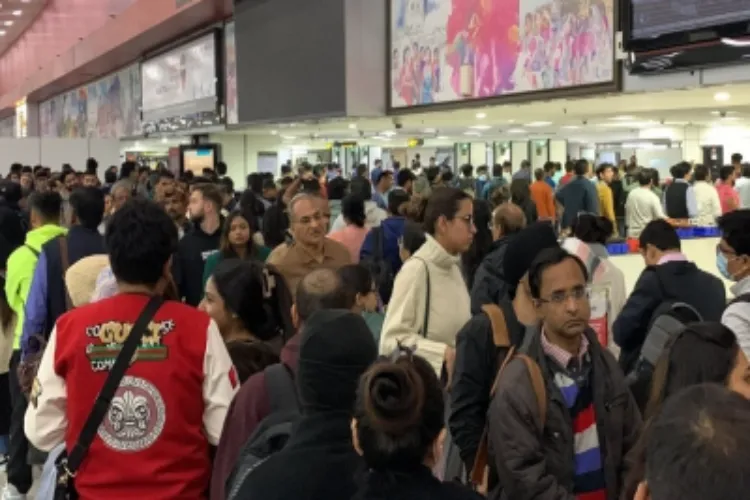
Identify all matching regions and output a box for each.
[42,226,105,336]
[175,223,221,306]
[613,260,726,373]
[469,236,514,313]
[233,412,363,500]
[355,466,482,500]
[0,204,26,269]
[449,300,525,469]
[488,328,642,500]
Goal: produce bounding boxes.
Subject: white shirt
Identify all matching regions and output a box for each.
[692,181,722,226]
[723,277,750,358]
[625,187,665,238]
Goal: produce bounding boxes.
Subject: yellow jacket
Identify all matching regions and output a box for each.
[597,182,616,226]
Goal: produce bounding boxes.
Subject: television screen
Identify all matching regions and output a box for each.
[182,147,216,175]
[631,0,750,40]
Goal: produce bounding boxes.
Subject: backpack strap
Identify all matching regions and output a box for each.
[24,245,39,258]
[729,293,750,307]
[264,363,299,414]
[372,226,384,263]
[58,236,73,311]
[470,348,547,492]
[412,257,431,338]
[481,304,510,348]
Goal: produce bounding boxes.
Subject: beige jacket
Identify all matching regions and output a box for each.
[0,314,16,374]
[380,234,471,373]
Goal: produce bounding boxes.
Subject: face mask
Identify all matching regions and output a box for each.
[716,251,734,281]
[479,175,488,181]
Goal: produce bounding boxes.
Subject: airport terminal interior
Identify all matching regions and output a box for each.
[0,0,749,499]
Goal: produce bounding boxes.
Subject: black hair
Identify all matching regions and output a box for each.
[387,189,410,216]
[693,164,709,181]
[28,191,62,224]
[533,168,544,181]
[718,209,750,256]
[425,166,440,184]
[353,351,444,473]
[239,189,267,219]
[295,268,356,321]
[639,219,681,252]
[573,159,589,176]
[20,165,32,174]
[219,176,234,194]
[460,164,474,177]
[328,176,349,201]
[103,168,117,185]
[376,170,393,185]
[572,213,613,245]
[743,164,750,178]
[281,165,292,176]
[220,207,259,260]
[510,178,531,205]
[300,178,321,194]
[9,163,22,175]
[86,158,98,172]
[492,163,503,177]
[62,163,73,173]
[462,199,493,289]
[341,194,366,228]
[401,221,426,255]
[543,161,555,174]
[720,165,735,182]
[247,173,264,194]
[650,169,660,187]
[528,246,588,299]
[440,171,454,184]
[422,187,471,235]
[216,161,228,176]
[637,169,652,186]
[564,160,574,173]
[69,187,105,230]
[0,274,12,331]
[106,198,178,286]
[396,169,415,188]
[60,170,77,184]
[211,259,294,342]
[731,153,743,164]
[669,162,691,179]
[644,384,750,500]
[119,161,136,180]
[596,163,613,178]
[261,178,276,192]
[338,264,374,297]
[350,177,373,201]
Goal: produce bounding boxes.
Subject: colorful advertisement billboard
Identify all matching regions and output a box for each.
[389,0,615,108]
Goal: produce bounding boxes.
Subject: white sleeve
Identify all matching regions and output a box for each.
[202,320,238,446]
[25,328,67,452]
[723,305,750,358]
[712,189,723,219]
[653,193,665,219]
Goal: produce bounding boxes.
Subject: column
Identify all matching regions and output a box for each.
[511,141,529,173]
[549,139,568,163]
[469,142,487,165]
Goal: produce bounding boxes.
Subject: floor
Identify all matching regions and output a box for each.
[0,468,40,498]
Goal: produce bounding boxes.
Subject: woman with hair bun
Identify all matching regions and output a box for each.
[351,348,482,500]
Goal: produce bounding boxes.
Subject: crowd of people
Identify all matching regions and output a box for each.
[0,154,747,500]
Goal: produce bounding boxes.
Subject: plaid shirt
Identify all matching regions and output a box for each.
[541,329,590,370]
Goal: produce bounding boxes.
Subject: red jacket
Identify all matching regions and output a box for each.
[210,334,301,500]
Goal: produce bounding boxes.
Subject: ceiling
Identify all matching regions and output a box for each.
[0,0,47,57]
[227,83,750,145]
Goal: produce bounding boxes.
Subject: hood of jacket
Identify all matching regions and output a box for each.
[418,234,461,270]
[25,224,67,250]
[379,216,406,241]
[478,235,513,281]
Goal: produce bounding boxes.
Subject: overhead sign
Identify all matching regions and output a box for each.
[389,0,615,108]
[141,34,217,121]
[407,138,424,147]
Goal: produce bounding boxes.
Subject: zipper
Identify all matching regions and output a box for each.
[604,392,629,411]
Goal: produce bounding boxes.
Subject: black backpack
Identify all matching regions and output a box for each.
[363,226,395,302]
[226,363,301,499]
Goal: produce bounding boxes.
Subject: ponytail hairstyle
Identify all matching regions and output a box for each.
[341,194,367,228]
[353,347,444,473]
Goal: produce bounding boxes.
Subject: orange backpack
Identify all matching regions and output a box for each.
[469,304,548,494]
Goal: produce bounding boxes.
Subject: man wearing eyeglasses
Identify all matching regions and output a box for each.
[267,194,351,298]
[486,246,641,500]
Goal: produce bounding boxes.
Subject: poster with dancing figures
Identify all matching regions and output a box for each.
[389,0,614,108]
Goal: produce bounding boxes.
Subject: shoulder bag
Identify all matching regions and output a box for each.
[53,295,164,499]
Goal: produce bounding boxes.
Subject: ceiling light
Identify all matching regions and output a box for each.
[423,128,436,133]
[281,135,297,140]
[11,10,21,16]
[508,119,516,124]
[610,115,635,120]
[525,121,552,127]
[507,128,526,134]
[469,125,491,130]
[436,135,448,140]
[270,130,278,135]
[381,130,396,137]
[4,21,12,27]
[476,112,487,119]
[0,30,6,36]
[714,92,731,102]
[562,125,580,130]
[464,131,481,136]
[161,138,168,144]
[348,123,357,129]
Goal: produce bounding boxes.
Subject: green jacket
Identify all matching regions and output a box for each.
[201,246,272,293]
[4,224,67,347]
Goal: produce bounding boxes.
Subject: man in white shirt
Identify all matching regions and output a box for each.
[625,169,665,238]
[691,164,723,226]
[718,210,750,357]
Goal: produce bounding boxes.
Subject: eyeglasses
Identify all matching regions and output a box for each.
[537,285,591,305]
[455,214,474,227]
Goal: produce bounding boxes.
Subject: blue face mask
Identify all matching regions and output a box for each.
[479,175,488,181]
[716,250,734,281]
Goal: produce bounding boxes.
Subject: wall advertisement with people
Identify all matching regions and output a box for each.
[39,63,141,139]
[389,0,615,108]
[225,22,238,125]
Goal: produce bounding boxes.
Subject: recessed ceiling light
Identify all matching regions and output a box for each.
[507,128,526,134]
[4,21,12,27]
[270,130,278,135]
[348,123,356,129]
[476,112,487,119]
[11,10,21,16]
[161,138,168,144]
[610,115,635,120]
[562,125,580,130]
[423,128,436,133]
[436,136,448,140]
[0,30,6,36]
[714,92,731,102]
[464,131,481,136]
[281,135,297,140]
[469,125,491,130]
[525,121,552,127]
[508,119,516,124]
[381,130,396,137]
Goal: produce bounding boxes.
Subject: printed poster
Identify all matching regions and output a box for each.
[225,22,238,125]
[389,0,614,108]
[87,64,142,138]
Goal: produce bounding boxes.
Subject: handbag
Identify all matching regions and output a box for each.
[53,295,164,499]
